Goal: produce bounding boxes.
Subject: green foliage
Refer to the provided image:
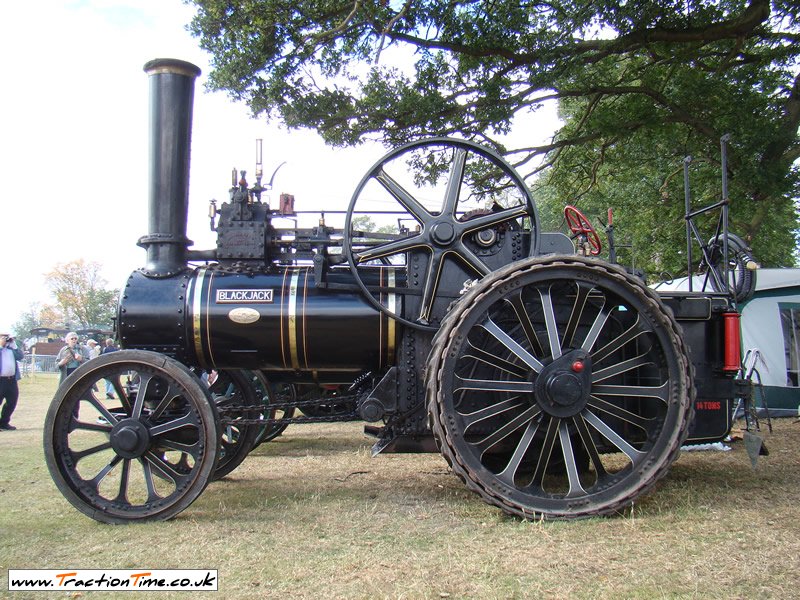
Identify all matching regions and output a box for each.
[45,260,118,330]
[12,304,66,339]
[189,0,800,271]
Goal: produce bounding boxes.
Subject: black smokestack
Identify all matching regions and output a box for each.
[138,58,201,277]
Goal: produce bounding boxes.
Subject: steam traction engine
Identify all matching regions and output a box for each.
[44,59,745,523]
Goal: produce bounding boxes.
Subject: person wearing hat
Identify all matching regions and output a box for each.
[0,333,24,431]
[86,339,101,359]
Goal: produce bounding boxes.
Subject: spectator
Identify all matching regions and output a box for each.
[86,339,101,359]
[0,333,24,431]
[102,338,118,355]
[56,332,88,384]
[102,338,119,398]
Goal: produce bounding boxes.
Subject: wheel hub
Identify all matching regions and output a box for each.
[431,221,456,245]
[110,418,151,459]
[534,350,592,418]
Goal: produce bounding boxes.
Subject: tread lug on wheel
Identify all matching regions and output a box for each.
[427,255,694,519]
[43,350,219,524]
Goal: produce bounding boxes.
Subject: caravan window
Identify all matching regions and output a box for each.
[779,304,800,387]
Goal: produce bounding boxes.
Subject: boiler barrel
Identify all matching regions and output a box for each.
[118,266,402,379]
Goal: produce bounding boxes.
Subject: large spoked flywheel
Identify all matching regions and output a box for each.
[345,138,540,331]
[427,255,694,519]
[43,350,219,524]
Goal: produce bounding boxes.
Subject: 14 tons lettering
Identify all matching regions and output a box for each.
[696,401,722,410]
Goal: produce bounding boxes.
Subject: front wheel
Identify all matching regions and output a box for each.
[427,256,694,519]
[43,350,219,524]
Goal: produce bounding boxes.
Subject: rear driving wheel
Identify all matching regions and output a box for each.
[427,255,693,519]
[247,371,296,447]
[209,369,261,480]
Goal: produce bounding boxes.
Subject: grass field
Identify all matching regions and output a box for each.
[1,374,799,599]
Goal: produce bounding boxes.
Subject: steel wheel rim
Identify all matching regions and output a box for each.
[344,137,540,330]
[44,351,217,523]
[431,257,691,518]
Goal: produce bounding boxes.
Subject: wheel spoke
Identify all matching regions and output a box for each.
[158,437,202,460]
[441,148,467,216]
[562,282,593,349]
[572,413,607,478]
[148,413,198,437]
[140,459,161,502]
[87,454,123,489]
[580,301,611,353]
[591,352,653,383]
[354,234,425,264]
[473,405,542,456]
[71,420,113,433]
[113,459,131,503]
[460,397,526,430]
[452,241,491,277]
[582,410,646,463]
[375,167,432,222]
[558,420,587,498]
[132,373,155,419]
[506,293,546,357]
[418,250,446,323]
[86,396,122,426]
[149,391,183,421]
[480,318,545,373]
[70,441,113,463]
[538,286,562,359]
[144,450,189,486]
[497,419,540,484]
[111,378,133,414]
[463,341,530,379]
[592,382,670,403]
[529,416,559,486]
[458,204,530,234]
[455,375,534,394]
[587,396,654,430]
[590,315,650,364]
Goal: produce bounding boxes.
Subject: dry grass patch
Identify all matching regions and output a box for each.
[1,374,798,598]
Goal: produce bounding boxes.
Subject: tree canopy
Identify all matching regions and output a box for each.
[189,0,800,272]
[45,260,118,331]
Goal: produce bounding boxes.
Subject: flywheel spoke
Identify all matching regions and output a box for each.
[374,167,432,223]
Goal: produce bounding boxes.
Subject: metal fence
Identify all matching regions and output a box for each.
[21,354,59,375]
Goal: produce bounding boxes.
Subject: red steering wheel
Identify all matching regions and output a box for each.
[564,205,602,256]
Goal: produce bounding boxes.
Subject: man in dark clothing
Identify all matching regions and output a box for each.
[0,333,24,431]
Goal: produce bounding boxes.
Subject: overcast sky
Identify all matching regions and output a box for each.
[0,0,558,336]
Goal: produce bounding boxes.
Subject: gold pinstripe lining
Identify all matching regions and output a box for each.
[191,268,207,365]
[288,270,300,370]
[205,270,216,366]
